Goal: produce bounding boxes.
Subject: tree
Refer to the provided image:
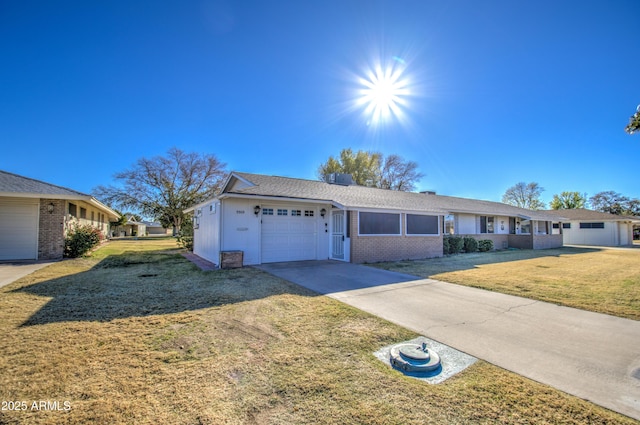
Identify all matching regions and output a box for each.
[625,106,640,135]
[317,148,382,187]
[317,148,424,191]
[379,154,424,191]
[550,191,588,210]
[501,182,546,210]
[589,191,640,216]
[94,147,227,234]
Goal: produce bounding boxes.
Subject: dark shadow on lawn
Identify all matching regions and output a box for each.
[13,251,316,326]
[373,247,604,278]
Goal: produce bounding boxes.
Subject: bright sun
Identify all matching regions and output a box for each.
[357,60,410,125]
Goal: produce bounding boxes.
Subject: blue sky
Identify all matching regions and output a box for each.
[1,1,639,205]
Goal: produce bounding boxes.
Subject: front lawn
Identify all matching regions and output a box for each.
[0,240,635,424]
[373,247,640,320]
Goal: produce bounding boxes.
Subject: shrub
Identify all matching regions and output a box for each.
[463,236,478,253]
[64,224,103,258]
[444,236,464,255]
[443,237,450,255]
[177,219,194,251]
[478,239,494,252]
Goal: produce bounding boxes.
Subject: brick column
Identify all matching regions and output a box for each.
[38,199,66,260]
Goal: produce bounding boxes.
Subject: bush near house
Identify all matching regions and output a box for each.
[64,224,104,258]
[478,239,494,252]
[463,236,478,253]
[443,236,464,255]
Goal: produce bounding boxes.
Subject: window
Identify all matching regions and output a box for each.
[580,222,605,229]
[68,203,77,217]
[536,221,549,234]
[407,214,439,235]
[277,209,288,216]
[291,210,302,216]
[359,212,400,235]
[262,208,274,216]
[480,216,495,234]
[520,220,531,234]
[562,223,571,229]
[80,207,87,219]
[304,210,314,217]
[552,223,560,229]
[91,211,95,225]
[444,214,455,235]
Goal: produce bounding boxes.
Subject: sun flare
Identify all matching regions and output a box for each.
[357,60,410,125]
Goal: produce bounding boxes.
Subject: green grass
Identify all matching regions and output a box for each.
[0,240,636,424]
[373,247,640,320]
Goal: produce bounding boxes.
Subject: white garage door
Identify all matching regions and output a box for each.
[0,199,39,260]
[261,206,317,263]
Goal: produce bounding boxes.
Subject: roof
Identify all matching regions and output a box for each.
[216,172,562,221]
[0,170,88,197]
[0,169,120,219]
[544,208,640,223]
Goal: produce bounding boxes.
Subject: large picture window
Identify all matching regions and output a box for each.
[407,214,439,235]
[359,212,400,235]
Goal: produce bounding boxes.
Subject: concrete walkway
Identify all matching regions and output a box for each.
[0,261,54,289]
[257,260,640,421]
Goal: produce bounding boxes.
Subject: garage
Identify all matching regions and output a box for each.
[261,206,317,263]
[0,198,39,260]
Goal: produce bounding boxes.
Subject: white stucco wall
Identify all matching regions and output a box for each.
[221,198,262,265]
[562,221,618,246]
[457,214,476,234]
[193,200,221,265]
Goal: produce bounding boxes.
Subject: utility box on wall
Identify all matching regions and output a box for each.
[220,251,243,269]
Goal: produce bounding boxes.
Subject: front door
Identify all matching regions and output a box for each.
[331,211,345,260]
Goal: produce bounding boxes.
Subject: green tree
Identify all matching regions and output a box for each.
[501,182,546,210]
[550,192,588,210]
[318,148,423,191]
[318,148,382,187]
[94,147,226,234]
[625,106,640,135]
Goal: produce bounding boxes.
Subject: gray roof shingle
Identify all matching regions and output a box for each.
[544,208,640,222]
[0,170,88,197]
[226,172,562,221]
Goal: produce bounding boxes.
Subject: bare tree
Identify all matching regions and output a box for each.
[379,154,424,191]
[502,182,546,210]
[589,191,640,215]
[625,105,640,135]
[94,147,227,234]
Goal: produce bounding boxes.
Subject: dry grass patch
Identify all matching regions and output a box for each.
[374,247,640,320]
[0,240,635,424]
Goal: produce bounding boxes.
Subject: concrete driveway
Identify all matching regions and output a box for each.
[0,261,54,289]
[257,260,640,421]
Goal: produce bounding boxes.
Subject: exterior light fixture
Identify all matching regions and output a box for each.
[254,205,261,216]
[320,208,326,218]
[47,202,55,214]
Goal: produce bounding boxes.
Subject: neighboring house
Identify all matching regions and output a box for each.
[143,221,172,236]
[546,209,640,247]
[0,170,119,261]
[185,172,563,266]
[116,215,146,237]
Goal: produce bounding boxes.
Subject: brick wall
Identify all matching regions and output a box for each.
[38,199,66,260]
[533,234,563,249]
[349,211,443,263]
